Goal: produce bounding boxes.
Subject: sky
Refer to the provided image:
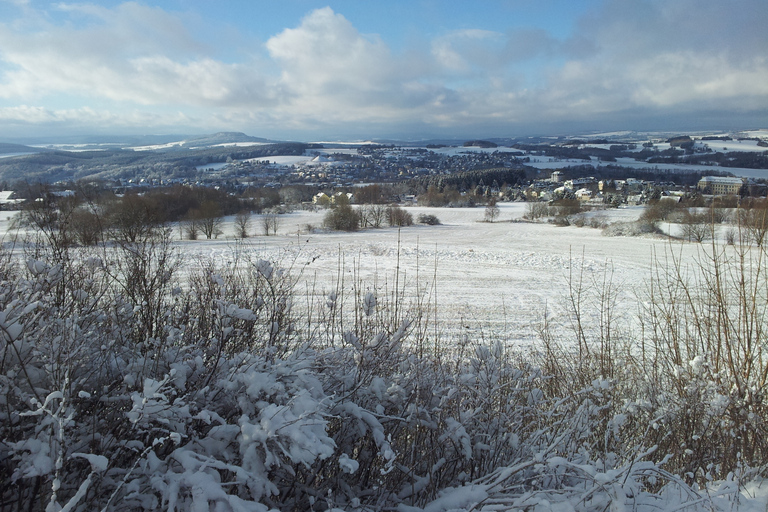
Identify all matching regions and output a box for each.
[0,0,766,141]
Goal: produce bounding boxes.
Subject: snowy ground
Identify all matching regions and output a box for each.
[0,203,731,346]
[166,203,707,347]
[6,204,768,510]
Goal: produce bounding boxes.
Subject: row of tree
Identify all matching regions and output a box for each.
[18,185,254,247]
[323,203,417,231]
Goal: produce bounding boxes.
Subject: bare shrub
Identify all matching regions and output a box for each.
[640,198,678,226]
[535,243,768,483]
[738,203,768,246]
[709,206,731,224]
[679,210,712,242]
[551,198,581,217]
[602,221,660,237]
[323,203,360,231]
[483,198,500,222]
[417,213,441,225]
[571,213,586,227]
[589,213,609,229]
[524,201,549,220]
[387,205,413,227]
[637,243,768,477]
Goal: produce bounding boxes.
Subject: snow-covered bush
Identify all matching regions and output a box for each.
[0,220,760,511]
[602,220,660,237]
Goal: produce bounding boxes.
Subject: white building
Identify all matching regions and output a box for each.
[697,176,745,195]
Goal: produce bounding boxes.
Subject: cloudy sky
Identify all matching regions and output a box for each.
[0,0,766,141]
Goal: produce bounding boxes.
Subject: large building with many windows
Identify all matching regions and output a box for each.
[697,176,745,195]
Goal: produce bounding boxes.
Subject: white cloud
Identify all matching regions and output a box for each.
[0,0,765,137]
[525,0,768,123]
[266,8,400,109]
[0,2,273,107]
[0,104,196,128]
[431,29,503,72]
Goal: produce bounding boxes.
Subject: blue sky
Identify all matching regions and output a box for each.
[0,0,765,141]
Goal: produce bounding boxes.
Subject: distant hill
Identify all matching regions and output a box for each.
[1,132,280,150]
[0,143,47,155]
[183,132,273,146]
[0,141,313,183]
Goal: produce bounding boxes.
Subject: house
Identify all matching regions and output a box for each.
[332,192,354,204]
[563,177,596,190]
[0,191,22,206]
[624,178,644,193]
[313,192,331,205]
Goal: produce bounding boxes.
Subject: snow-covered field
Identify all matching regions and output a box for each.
[0,203,712,346]
[161,203,690,346]
[0,203,743,346]
[6,203,768,511]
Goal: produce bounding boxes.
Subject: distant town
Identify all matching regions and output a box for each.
[0,130,767,220]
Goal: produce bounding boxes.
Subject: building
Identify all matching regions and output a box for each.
[563,177,596,190]
[697,176,745,196]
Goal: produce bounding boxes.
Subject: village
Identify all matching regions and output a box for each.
[19,141,759,214]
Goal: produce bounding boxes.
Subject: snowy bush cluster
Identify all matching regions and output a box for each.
[1,224,765,511]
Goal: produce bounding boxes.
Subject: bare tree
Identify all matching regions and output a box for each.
[680,210,712,243]
[525,201,548,220]
[235,210,252,238]
[183,216,199,240]
[359,204,387,228]
[484,198,500,222]
[262,212,280,236]
[196,200,224,239]
[69,208,103,246]
[22,190,76,261]
[106,193,163,243]
[738,206,768,246]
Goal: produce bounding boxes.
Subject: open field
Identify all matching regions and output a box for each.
[167,203,692,346]
[5,202,768,511]
[0,202,719,346]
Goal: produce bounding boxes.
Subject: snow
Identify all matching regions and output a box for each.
[245,155,313,166]
[739,129,768,140]
[195,162,228,171]
[131,141,187,151]
[178,203,663,345]
[3,202,768,511]
[523,155,768,179]
[0,152,35,158]
[695,139,767,153]
[338,453,359,474]
[210,142,269,148]
[71,453,108,472]
[429,146,521,157]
